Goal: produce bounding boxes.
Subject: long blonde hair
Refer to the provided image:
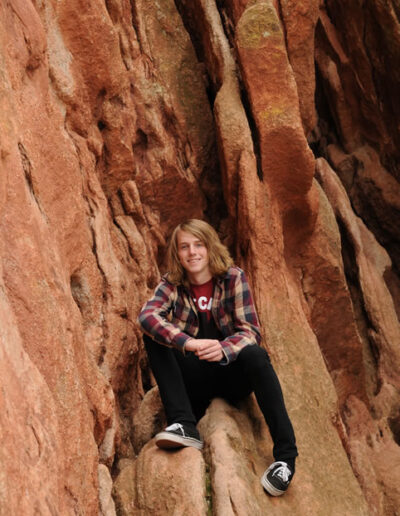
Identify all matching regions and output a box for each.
[167,219,233,285]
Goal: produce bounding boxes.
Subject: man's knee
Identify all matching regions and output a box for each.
[237,345,271,372]
[238,345,270,361]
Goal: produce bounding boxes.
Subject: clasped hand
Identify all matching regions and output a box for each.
[185,338,224,362]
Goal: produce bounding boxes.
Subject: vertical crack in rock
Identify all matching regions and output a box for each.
[148,0,228,226]
[337,219,381,396]
[90,220,108,370]
[129,0,145,56]
[238,85,264,181]
[229,493,239,516]
[18,142,35,196]
[70,272,91,320]
[215,2,236,49]
[217,2,265,182]
[388,414,400,447]
[204,462,213,516]
[314,30,345,151]
[17,142,47,220]
[67,133,109,367]
[174,0,263,183]
[172,0,255,233]
[310,58,341,157]
[275,0,289,51]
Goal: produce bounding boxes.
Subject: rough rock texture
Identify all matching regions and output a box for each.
[198,397,367,516]
[113,441,207,516]
[1,0,399,515]
[314,158,400,515]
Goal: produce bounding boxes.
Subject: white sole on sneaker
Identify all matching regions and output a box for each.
[155,432,203,450]
[260,473,285,496]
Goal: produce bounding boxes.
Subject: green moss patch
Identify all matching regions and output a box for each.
[236,3,282,49]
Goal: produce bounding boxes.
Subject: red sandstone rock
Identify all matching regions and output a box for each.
[1,0,399,514]
[131,386,166,455]
[320,0,400,166]
[279,0,321,134]
[315,5,400,287]
[98,464,117,516]
[296,179,368,404]
[199,397,369,515]
[327,144,400,276]
[234,0,317,248]
[315,157,400,515]
[112,459,137,515]
[113,440,207,515]
[0,0,211,512]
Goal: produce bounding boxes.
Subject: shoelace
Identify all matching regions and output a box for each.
[165,423,185,434]
[273,463,291,483]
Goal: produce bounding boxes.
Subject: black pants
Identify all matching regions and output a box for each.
[144,335,298,463]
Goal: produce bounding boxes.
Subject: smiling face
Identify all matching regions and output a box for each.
[176,229,212,285]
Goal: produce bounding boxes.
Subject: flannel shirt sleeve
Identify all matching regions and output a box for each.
[137,278,192,353]
[219,269,261,364]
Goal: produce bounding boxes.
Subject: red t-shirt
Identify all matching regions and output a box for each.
[190,278,214,320]
[190,279,222,340]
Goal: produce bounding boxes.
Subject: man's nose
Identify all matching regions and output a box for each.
[189,245,196,255]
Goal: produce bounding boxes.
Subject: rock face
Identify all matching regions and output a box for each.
[0,1,399,515]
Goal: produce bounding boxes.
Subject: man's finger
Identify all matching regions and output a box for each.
[198,348,218,358]
[199,350,223,361]
[205,354,223,362]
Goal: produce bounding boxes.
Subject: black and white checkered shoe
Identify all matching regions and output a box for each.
[261,461,293,496]
[155,423,203,450]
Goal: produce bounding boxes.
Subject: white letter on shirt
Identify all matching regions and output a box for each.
[198,296,208,310]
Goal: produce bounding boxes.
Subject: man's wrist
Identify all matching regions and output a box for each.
[184,338,196,352]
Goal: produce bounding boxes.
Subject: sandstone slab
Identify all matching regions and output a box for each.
[199,397,369,516]
[113,440,207,515]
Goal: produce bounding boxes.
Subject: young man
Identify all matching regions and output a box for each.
[138,219,298,496]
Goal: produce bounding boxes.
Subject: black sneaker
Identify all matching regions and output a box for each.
[261,461,293,496]
[155,423,203,450]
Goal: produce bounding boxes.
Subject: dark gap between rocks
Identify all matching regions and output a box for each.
[239,84,263,181]
[337,219,381,397]
[308,60,341,159]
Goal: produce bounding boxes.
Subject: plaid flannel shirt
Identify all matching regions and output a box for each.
[138,266,261,364]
